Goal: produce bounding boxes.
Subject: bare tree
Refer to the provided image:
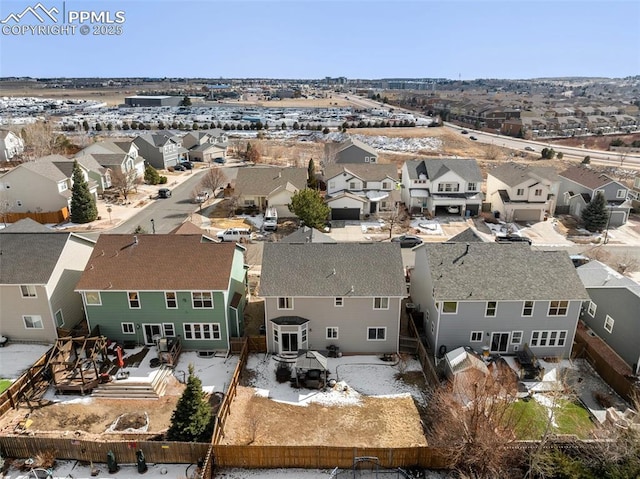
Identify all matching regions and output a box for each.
[20,122,77,159]
[199,167,226,194]
[323,141,341,167]
[110,168,140,202]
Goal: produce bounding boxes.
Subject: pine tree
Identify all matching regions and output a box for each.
[70,161,98,224]
[307,158,317,189]
[166,365,213,442]
[144,164,161,185]
[581,191,609,232]
[289,189,330,229]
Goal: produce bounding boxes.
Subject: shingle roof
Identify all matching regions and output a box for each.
[404,158,482,182]
[75,235,238,291]
[338,137,378,157]
[576,260,640,296]
[280,226,336,244]
[559,166,615,190]
[446,228,485,243]
[0,218,51,233]
[0,232,70,284]
[86,153,127,168]
[419,243,589,301]
[260,243,406,297]
[489,162,560,187]
[325,163,398,182]
[234,167,307,196]
[20,155,71,181]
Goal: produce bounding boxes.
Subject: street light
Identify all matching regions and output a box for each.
[150,218,155,235]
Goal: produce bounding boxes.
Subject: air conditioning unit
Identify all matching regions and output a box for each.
[513,345,519,352]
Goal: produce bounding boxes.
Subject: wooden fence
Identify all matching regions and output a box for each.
[2,208,69,225]
[0,348,52,416]
[407,316,439,385]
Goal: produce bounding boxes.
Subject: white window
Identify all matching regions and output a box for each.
[20,285,37,298]
[382,181,391,190]
[370,157,377,163]
[548,300,568,316]
[470,331,483,342]
[367,327,386,341]
[516,188,525,196]
[468,182,477,191]
[373,297,389,310]
[485,301,497,317]
[184,323,221,340]
[58,182,68,192]
[326,327,339,339]
[163,323,176,337]
[334,297,343,307]
[23,315,43,329]
[278,297,293,310]
[588,301,597,317]
[16,200,22,207]
[329,181,335,189]
[616,189,626,199]
[438,183,460,192]
[349,181,358,190]
[523,301,534,316]
[165,292,177,309]
[85,291,101,305]
[534,189,543,197]
[128,291,140,309]
[122,322,135,334]
[192,291,213,308]
[54,309,64,328]
[511,331,523,345]
[442,301,458,314]
[530,330,567,347]
[604,315,614,333]
[364,157,370,163]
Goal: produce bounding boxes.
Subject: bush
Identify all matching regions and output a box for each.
[158,176,168,184]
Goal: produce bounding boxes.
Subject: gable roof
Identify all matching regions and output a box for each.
[419,243,589,301]
[134,132,180,148]
[338,137,378,157]
[70,154,108,174]
[559,166,617,190]
[280,226,336,244]
[325,163,398,182]
[0,232,71,284]
[19,155,71,182]
[260,243,406,297]
[169,221,208,235]
[576,260,640,297]
[0,218,51,233]
[446,228,485,243]
[488,162,560,187]
[404,158,482,182]
[76,235,239,291]
[234,167,307,196]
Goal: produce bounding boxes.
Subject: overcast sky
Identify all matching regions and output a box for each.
[1,0,639,79]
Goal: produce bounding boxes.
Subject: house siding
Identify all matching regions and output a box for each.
[336,145,377,164]
[227,248,247,337]
[0,285,55,343]
[0,167,67,213]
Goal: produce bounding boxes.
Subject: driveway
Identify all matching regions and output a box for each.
[519,218,574,247]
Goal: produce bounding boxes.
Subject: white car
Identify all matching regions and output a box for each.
[447,206,460,214]
[194,191,210,203]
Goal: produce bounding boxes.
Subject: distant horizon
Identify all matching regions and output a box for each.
[1,1,639,79]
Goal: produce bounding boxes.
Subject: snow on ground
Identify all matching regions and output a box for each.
[0,343,51,379]
[484,221,521,237]
[360,219,385,234]
[411,218,444,235]
[352,134,443,153]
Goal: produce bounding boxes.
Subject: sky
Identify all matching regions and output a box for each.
[0,0,639,80]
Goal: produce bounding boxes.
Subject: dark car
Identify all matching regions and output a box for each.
[213,157,226,164]
[180,161,193,170]
[391,235,423,248]
[495,235,532,245]
[173,164,186,171]
[158,188,171,198]
[469,136,478,141]
[461,130,468,134]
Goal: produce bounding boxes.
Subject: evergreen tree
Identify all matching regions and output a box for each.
[307,158,317,189]
[181,95,192,107]
[144,164,161,185]
[70,161,98,223]
[289,189,330,229]
[166,365,213,442]
[581,192,609,232]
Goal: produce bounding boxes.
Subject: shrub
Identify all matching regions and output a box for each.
[158,176,168,184]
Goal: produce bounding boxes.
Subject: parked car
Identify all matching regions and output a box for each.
[158,188,171,199]
[460,130,468,134]
[194,191,210,203]
[217,227,252,242]
[180,161,193,170]
[213,157,226,164]
[391,235,423,248]
[173,164,186,171]
[524,146,535,152]
[495,235,532,245]
[263,207,278,231]
[447,205,460,214]
[469,136,478,141]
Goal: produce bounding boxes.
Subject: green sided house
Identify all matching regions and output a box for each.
[75,234,248,352]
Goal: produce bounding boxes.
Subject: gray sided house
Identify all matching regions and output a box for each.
[75,235,247,351]
[133,132,188,170]
[0,221,96,343]
[558,165,631,227]
[576,261,640,375]
[234,166,308,217]
[328,137,379,164]
[409,243,589,359]
[75,139,145,180]
[182,130,228,163]
[260,243,407,355]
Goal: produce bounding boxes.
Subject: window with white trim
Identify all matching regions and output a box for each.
[548,300,568,316]
[122,322,135,334]
[470,331,483,342]
[85,291,101,305]
[367,327,386,341]
[184,323,221,340]
[128,291,140,309]
[326,327,339,339]
[382,181,391,190]
[468,182,478,192]
[588,301,597,317]
[334,297,343,307]
[511,331,523,345]
[373,297,389,310]
[20,285,37,298]
[486,301,497,317]
[438,183,460,193]
[442,301,458,313]
[278,297,293,310]
[165,292,177,309]
[523,301,534,316]
[617,189,626,199]
[534,189,543,197]
[163,323,175,337]
[192,291,213,308]
[54,309,64,328]
[23,315,43,329]
[604,315,614,333]
[349,181,359,190]
[530,330,567,347]
[516,188,525,196]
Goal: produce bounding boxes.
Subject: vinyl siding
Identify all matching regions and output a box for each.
[0,284,55,342]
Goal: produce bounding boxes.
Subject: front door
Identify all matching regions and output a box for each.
[281,333,298,353]
[143,324,163,345]
[490,332,509,353]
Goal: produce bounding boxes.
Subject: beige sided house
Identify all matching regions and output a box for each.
[234,166,307,217]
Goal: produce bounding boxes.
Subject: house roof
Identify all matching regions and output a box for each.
[280,226,336,244]
[418,243,589,301]
[559,166,615,190]
[70,154,108,174]
[488,162,560,187]
[234,167,307,196]
[1,218,51,233]
[21,155,70,182]
[75,235,239,291]
[0,232,71,284]
[446,228,485,243]
[404,158,482,182]
[260,243,406,297]
[135,132,180,148]
[576,260,640,297]
[189,143,226,153]
[87,153,128,168]
[338,137,378,157]
[325,163,398,182]
[169,221,208,235]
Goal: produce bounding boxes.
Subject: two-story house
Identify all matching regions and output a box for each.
[182,130,228,163]
[75,235,247,351]
[325,137,379,164]
[0,130,25,162]
[558,166,631,227]
[486,162,560,222]
[133,132,188,170]
[410,243,589,359]
[324,163,400,220]
[75,139,145,180]
[401,158,483,217]
[260,243,407,355]
[629,175,640,210]
[0,220,95,343]
[234,167,307,217]
[576,260,640,376]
